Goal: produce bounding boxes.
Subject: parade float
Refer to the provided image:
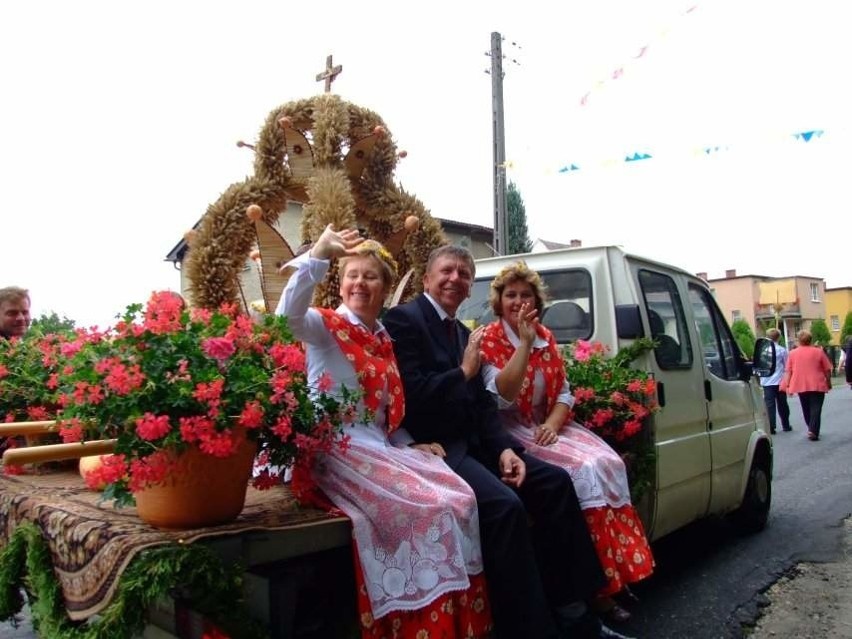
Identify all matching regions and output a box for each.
[0,65,450,637]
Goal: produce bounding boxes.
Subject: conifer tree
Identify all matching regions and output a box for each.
[507,181,532,254]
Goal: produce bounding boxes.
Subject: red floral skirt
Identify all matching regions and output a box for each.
[585,505,655,596]
[353,545,493,639]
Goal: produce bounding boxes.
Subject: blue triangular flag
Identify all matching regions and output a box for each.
[558,164,581,173]
[795,129,825,142]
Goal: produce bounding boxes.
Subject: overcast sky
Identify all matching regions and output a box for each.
[2,0,849,327]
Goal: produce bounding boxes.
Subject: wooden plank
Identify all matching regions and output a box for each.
[0,420,60,437]
[2,439,117,465]
[254,219,295,313]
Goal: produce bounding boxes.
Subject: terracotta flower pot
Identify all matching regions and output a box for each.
[134,430,257,529]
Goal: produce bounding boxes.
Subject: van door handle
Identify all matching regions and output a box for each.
[704,379,713,401]
[657,381,665,407]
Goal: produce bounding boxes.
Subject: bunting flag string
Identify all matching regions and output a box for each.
[578,4,699,108]
[548,128,828,175]
[793,130,824,143]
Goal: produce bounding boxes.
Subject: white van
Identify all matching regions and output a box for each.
[457,245,775,541]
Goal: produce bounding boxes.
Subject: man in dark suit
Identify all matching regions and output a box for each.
[384,246,630,639]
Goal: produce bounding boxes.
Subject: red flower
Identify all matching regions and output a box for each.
[269,343,306,372]
[143,291,185,335]
[573,387,596,403]
[591,408,615,427]
[317,372,333,392]
[202,337,237,363]
[271,415,292,440]
[252,469,280,490]
[58,418,84,443]
[26,405,50,421]
[238,401,265,429]
[83,454,128,489]
[128,450,174,491]
[104,362,145,395]
[198,428,238,458]
[135,413,172,441]
[626,380,643,393]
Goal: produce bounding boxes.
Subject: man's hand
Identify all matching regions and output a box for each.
[461,325,485,380]
[499,449,526,488]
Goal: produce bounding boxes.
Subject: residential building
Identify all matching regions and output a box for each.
[826,286,852,345]
[164,205,495,305]
[705,269,826,346]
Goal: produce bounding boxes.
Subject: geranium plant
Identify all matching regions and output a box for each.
[0,329,73,424]
[0,326,80,473]
[562,338,659,501]
[53,292,358,507]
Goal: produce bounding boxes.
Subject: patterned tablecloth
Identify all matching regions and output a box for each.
[0,471,346,620]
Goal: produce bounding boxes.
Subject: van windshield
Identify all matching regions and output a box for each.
[457,269,593,343]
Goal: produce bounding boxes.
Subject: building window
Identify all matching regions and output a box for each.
[810,283,819,302]
[731,309,742,322]
[831,315,840,331]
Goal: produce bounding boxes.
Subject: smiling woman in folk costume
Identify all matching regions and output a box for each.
[276,224,491,638]
[479,261,654,624]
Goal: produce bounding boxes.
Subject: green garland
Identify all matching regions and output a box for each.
[0,523,268,639]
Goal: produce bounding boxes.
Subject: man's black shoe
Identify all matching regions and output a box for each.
[555,609,636,639]
[599,623,636,639]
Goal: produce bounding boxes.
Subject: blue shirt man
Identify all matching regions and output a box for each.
[760,328,791,433]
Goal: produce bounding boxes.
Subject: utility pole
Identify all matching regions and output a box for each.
[489,32,508,256]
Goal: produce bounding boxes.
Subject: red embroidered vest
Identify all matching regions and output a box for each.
[317,308,405,432]
[480,320,565,422]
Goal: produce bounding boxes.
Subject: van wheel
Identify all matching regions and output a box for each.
[733,456,771,533]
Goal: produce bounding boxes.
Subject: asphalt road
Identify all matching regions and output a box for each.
[3,382,850,639]
[618,380,852,639]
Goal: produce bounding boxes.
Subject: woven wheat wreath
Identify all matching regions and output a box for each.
[184,93,446,311]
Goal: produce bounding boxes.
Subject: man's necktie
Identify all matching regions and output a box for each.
[444,318,459,364]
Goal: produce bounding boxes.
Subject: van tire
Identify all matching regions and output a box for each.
[733,456,771,533]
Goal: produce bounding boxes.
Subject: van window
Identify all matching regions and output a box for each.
[688,284,741,381]
[638,270,692,369]
[457,268,593,343]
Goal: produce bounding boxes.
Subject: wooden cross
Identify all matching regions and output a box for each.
[316,54,343,93]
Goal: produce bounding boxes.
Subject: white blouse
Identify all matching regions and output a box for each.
[275,253,413,448]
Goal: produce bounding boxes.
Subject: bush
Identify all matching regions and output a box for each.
[731,319,756,357]
[810,318,832,347]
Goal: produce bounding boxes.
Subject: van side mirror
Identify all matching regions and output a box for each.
[752,338,776,377]
[616,304,644,339]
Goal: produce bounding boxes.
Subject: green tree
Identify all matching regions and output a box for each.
[841,311,852,346]
[810,318,832,346]
[731,319,756,357]
[506,181,532,254]
[30,312,76,335]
